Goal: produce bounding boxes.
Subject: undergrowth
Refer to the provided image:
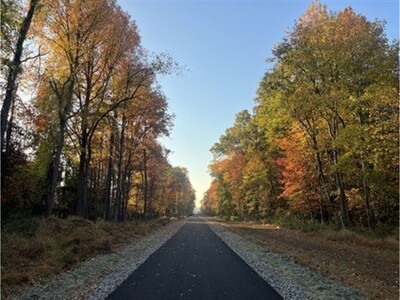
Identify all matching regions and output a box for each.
[256,214,398,239]
[219,213,399,249]
[1,216,171,287]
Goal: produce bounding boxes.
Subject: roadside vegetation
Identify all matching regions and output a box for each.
[1,215,173,289]
[212,218,398,299]
[1,0,194,292]
[201,2,398,236]
[201,4,398,297]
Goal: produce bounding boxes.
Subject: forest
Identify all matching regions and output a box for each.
[1,0,195,222]
[1,1,398,298]
[201,3,399,232]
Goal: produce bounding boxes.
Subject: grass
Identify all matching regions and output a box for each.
[214,216,399,299]
[1,215,171,287]
[260,213,398,238]
[218,213,399,250]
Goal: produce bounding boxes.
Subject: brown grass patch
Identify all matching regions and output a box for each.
[1,216,171,294]
[211,218,399,300]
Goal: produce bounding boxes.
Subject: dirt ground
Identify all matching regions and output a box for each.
[212,218,399,299]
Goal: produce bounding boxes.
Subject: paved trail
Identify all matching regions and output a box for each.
[106,218,282,300]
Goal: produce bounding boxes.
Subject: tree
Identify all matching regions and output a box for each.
[257,2,398,228]
[1,0,40,150]
[204,2,398,231]
[33,0,111,216]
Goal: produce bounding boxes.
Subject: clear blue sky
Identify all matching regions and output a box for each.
[117,0,399,210]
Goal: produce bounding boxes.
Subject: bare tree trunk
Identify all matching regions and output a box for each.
[1,0,40,149]
[358,112,374,230]
[315,151,329,224]
[268,178,274,217]
[148,180,155,216]
[328,101,349,228]
[361,160,374,230]
[121,148,133,221]
[45,117,66,217]
[122,169,132,221]
[76,103,89,217]
[299,119,330,224]
[4,99,16,160]
[44,22,82,218]
[103,130,114,220]
[76,145,88,217]
[143,149,148,217]
[333,149,349,228]
[114,115,125,222]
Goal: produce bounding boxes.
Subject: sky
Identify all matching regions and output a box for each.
[117,0,399,210]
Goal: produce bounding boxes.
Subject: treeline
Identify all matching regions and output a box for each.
[201,3,398,230]
[1,0,195,221]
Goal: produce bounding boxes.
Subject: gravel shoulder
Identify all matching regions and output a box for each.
[3,220,185,300]
[4,216,393,300]
[207,219,364,300]
[207,218,398,299]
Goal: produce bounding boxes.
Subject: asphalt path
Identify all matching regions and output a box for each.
[106,217,282,300]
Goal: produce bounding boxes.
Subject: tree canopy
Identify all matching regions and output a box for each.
[202,3,398,230]
[1,0,195,221]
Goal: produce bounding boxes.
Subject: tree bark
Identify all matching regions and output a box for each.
[76,102,89,217]
[4,99,16,160]
[358,111,374,230]
[328,99,349,228]
[361,160,374,230]
[332,149,349,228]
[45,117,66,217]
[1,0,40,149]
[114,115,126,222]
[143,149,148,217]
[103,130,114,221]
[76,143,88,217]
[298,118,330,224]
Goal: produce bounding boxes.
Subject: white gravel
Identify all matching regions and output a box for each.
[5,218,364,300]
[6,220,185,300]
[207,220,364,300]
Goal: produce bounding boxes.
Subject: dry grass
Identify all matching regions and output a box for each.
[212,218,399,299]
[321,229,399,250]
[1,216,171,290]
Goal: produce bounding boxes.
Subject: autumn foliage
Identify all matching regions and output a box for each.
[202,3,398,231]
[1,0,195,221]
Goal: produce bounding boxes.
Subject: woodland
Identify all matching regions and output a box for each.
[1,0,195,222]
[201,3,399,233]
[2,0,398,294]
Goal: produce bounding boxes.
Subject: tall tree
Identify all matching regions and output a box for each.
[1,0,40,150]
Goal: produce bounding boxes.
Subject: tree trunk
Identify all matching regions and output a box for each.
[114,116,126,222]
[1,0,40,149]
[358,111,374,230]
[309,134,330,224]
[329,100,349,228]
[333,149,349,228]
[4,99,16,161]
[268,178,274,217]
[103,131,114,220]
[45,49,79,217]
[76,145,88,217]
[122,169,132,221]
[361,160,374,230]
[45,118,66,217]
[76,108,90,218]
[143,149,148,217]
[298,119,330,224]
